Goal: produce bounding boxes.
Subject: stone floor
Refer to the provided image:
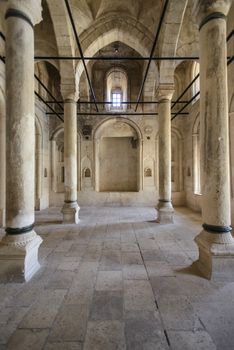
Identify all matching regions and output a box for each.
[0,206,234,349]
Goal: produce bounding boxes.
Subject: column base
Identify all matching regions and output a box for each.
[0,230,43,283]
[62,201,80,224]
[194,229,234,280]
[156,200,174,224]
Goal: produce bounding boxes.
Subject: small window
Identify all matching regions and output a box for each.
[84,168,91,178]
[112,92,121,107]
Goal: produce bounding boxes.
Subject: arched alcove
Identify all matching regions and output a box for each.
[94,118,142,192]
[50,126,81,193]
[155,126,183,193]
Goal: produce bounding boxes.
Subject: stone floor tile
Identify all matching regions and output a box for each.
[90,291,123,320]
[167,330,216,350]
[49,304,89,342]
[125,311,168,350]
[121,242,139,252]
[7,329,49,350]
[57,261,80,271]
[19,290,66,329]
[0,306,29,325]
[150,276,186,299]
[45,270,75,290]
[158,296,202,331]
[84,321,126,350]
[123,264,148,280]
[0,324,17,345]
[141,249,167,262]
[193,302,234,350]
[99,250,122,271]
[124,280,155,311]
[44,342,83,350]
[145,261,176,278]
[121,252,143,265]
[95,271,123,291]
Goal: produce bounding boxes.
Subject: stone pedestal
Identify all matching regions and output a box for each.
[195,230,234,280]
[157,200,174,224]
[0,232,42,282]
[62,201,80,224]
[193,0,234,280]
[0,0,43,282]
[62,98,80,223]
[156,85,174,224]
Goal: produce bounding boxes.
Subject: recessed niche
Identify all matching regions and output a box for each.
[144,168,152,177]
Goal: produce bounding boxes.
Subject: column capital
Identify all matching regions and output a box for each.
[156,84,174,102]
[193,0,232,28]
[6,0,42,26]
[61,86,79,102]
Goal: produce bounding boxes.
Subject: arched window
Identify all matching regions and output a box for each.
[112,88,122,107]
[106,68,127,111]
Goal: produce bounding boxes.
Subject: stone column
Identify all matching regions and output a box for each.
[0,0,43,282]
[193,0,234,279]
[61,99,80,223]
[156,85,174,224]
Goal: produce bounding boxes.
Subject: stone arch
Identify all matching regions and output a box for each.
[158,0,188,84]
[94,117,143,141]
[77,22,158,99]
[94,117,143,192]
[46,0,77,97]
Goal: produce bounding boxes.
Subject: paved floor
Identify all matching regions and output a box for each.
[0,206,234,349]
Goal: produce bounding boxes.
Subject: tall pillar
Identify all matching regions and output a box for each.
[0,0,43,282]
[193,0,234,279]
[156,85,174,224]
[61,99,80,224]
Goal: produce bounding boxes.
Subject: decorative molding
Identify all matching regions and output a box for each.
[5,223,34,235]
[199,12,226,30]
[7,0,42,26]
[5,9,33,28]
[202,223,231,233]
